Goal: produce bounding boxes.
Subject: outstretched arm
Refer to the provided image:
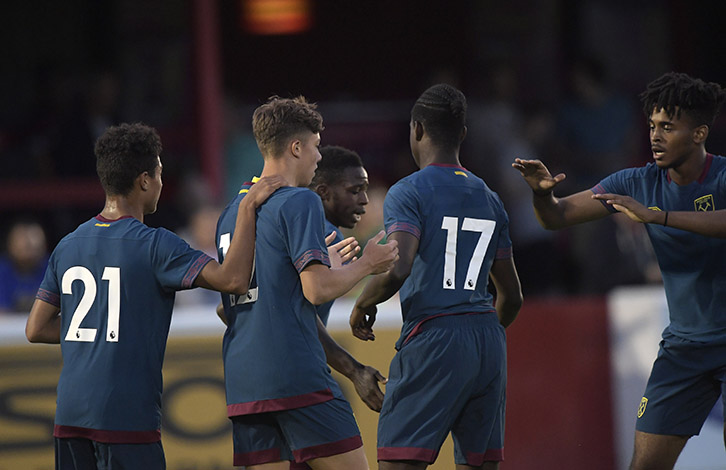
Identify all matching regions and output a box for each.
[316,315,387,411]
[195,175,287,294]
[512,158,610,229]
[593,193,726,238]
[350,231,418,341]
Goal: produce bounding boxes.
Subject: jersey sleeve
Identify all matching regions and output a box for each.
[384,180,422,239]
[151,228,214,291]
[591,168,638,213]
[36,251,61,307]
[280,190,330,273]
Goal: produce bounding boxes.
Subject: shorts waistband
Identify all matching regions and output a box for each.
[417,312,499,332]
[401,312,498,347]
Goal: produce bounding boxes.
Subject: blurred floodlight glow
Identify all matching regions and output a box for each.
[242,0,313,35]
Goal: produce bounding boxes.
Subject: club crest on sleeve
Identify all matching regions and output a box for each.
[637,397,648,418]
[694,194,714,211]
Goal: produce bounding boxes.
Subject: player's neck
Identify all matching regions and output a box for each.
[668,148,708,186]
[260,159,299,187]
[100,196,144,223]
[419,151,461,169]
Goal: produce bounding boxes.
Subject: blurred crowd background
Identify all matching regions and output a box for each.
[1,0,725,313]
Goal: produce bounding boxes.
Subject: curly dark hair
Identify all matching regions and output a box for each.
[411,83,467,149]
[252,96,324,157]
[640,72,726,127]
[94,123,162,196]
[310,145,364,188]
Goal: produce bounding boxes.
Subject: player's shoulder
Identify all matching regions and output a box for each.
[276,187,321,207]
[709,153,726,171]
[607,162,658,181]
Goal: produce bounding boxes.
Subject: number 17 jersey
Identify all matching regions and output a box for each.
[384,164,512,349]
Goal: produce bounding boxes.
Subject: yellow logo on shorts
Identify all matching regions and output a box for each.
[637,397,648,418]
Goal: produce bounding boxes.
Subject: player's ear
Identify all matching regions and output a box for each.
[693,124,709,144]
[315,184,330,201]
[460,125,467,143]
[290,139,302,157]
[413,121,424,141]
[138,171,150,191]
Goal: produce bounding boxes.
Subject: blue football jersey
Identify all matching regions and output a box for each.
[592,154,726,343]
[216,182,342,416]
[316,219,344,326]
[36,215,212,442]
[384,164,512,349]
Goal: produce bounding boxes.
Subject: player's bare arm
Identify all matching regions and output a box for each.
[593,192,726,238]
[26,300,61,344]
[216,301,227,326]
[195,175,287,293]
[350,231,418,341]
[489,257,523,328]
[315,315,387,411]
[512,158,611,228]
[300,230,398,305]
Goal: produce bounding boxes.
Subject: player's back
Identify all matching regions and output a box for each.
[384,164,512,344]
[41,215,207,438]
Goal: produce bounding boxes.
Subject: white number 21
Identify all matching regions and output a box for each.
[441,216,495,290]
[62,266,120,343]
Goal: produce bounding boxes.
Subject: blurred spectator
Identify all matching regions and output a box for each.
[0,219,49,313]
[174,204,223,307]
[53,69,121,176]
[222,97,264,201]
[552,56,643,294]
[554,56,639,188]
[464,60,563,295]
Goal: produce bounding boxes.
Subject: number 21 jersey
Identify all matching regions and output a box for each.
[36,215,212,443]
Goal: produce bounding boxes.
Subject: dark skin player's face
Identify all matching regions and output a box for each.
[322,166,369,229]
[648,108,705,170]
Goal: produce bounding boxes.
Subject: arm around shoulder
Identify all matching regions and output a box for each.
[195,175,287,294]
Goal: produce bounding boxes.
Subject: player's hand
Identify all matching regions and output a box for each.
[350,304,377,341]
[326,233,360,269]
[592,193,657,224]
[242,175,288,208]
[512,158,566,196]
[349,364,387,412]
[361,230,398,274]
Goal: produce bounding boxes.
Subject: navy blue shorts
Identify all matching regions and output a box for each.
[55,438,165,470]
[377,313,506,466]
[636,334,726,436]
[231,397,362,467]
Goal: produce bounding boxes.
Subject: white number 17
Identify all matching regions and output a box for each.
[441,216,495,290]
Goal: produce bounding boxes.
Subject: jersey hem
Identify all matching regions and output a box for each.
[53,424,161,443]
[227,388,335,416]
[293,435,363,463]
[378,446,438,463]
